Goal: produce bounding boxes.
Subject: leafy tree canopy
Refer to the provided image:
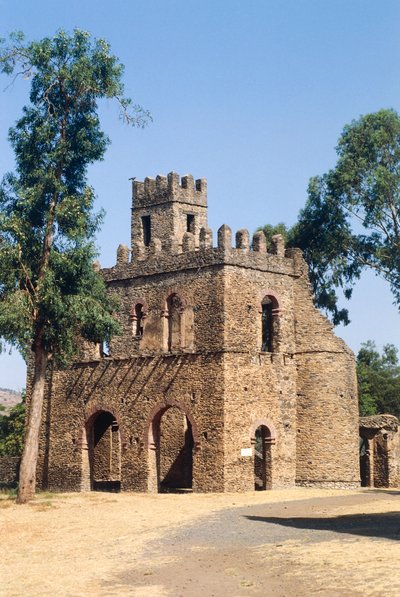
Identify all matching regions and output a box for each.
[260,109,400,325]
[258,222,292,245]
[357,341,400,417]
[0,29,150,363]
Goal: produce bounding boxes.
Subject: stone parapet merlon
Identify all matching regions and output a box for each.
[118,172,308,281]
[105,226,305,282]
[132,172,207,209]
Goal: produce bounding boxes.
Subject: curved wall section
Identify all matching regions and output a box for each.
[295,350,360,487]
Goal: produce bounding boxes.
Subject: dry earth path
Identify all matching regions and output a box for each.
[1,488,400,596]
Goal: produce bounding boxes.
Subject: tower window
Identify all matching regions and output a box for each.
[187,214,195,233]
[141,215,151,247]
[134,303,144,337]
[261,299,273,352]
[260,293,280,353]
[167,293,183,351]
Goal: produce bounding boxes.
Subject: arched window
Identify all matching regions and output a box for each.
[260,294,280,352]
[167,293,183,351]
[261,298,273,352]
[130,301,147,339]
[134,303,144,337]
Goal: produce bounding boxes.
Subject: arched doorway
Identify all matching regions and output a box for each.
[253,424,274,490]
[359,433,390,488]
[84,410,121,492]
[148,405,194,493]
[359,436,371,487]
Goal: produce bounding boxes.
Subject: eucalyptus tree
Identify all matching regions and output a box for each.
[0,30,149,503]
[260,110,400,325]
[292,109,400,324]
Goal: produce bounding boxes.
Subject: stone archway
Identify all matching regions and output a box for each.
[250,420,276,491]
[82,410,121,492]
[146,402,199,493]
[359,436,371,487]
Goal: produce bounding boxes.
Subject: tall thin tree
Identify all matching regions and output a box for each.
[0,30,150,503]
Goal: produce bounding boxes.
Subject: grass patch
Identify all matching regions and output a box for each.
[0,486,17,498]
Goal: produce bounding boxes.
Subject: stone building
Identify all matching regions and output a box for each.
[359,414,400,488]
[36,172,360,493]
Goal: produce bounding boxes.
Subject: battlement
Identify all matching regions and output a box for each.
[131,172,208,251]
[132,171,207,209]
[107,226,305,285]
[124,172,305,281]
[130,226,287,258]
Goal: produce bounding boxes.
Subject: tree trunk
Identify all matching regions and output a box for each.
[16,347,49,504]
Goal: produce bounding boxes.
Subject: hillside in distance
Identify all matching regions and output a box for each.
[0,388,22,415]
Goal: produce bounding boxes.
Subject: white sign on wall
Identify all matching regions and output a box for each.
[241,447,253,457]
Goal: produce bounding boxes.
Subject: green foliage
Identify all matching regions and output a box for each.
[357,341,400,417]
[289,178,360,325]
[258,217,356,325]
[259,109,400,324]
[0,30,150,364]
[293,109,400,323]
[258,222,293,245]
[0,396,26,456]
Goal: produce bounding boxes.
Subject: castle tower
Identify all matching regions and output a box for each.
[35,171,360,495]
[131,172,208,251]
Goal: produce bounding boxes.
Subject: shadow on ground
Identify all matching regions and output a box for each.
[245,511,400,541]
[367,488,400,496]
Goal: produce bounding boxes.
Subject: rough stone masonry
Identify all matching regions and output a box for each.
[35,172,360,493]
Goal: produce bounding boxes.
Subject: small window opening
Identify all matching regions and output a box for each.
[101,340,110,357]
[167,293,183,352]
[187,214,195,234]
[135,303,144,337]
[261,299,273,352]
[142,215,151,247]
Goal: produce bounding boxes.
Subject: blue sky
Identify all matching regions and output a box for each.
[1,0,400,390]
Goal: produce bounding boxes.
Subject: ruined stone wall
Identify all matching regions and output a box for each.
[388,429,400,487]
[360,415,400,488]
[373,432,390,487]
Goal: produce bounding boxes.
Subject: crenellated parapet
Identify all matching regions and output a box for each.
[132,171,207,209]
[131,172,208,251]
[110,172,309,282]
[111,224,306,283]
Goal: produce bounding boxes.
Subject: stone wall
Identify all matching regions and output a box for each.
[360,415,400,488]
[0,456,20,487]
[37,352,225,493]
[293,269,359,488]
[158,406,193,490]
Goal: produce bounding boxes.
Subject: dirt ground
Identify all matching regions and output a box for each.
[1,487,400,597]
